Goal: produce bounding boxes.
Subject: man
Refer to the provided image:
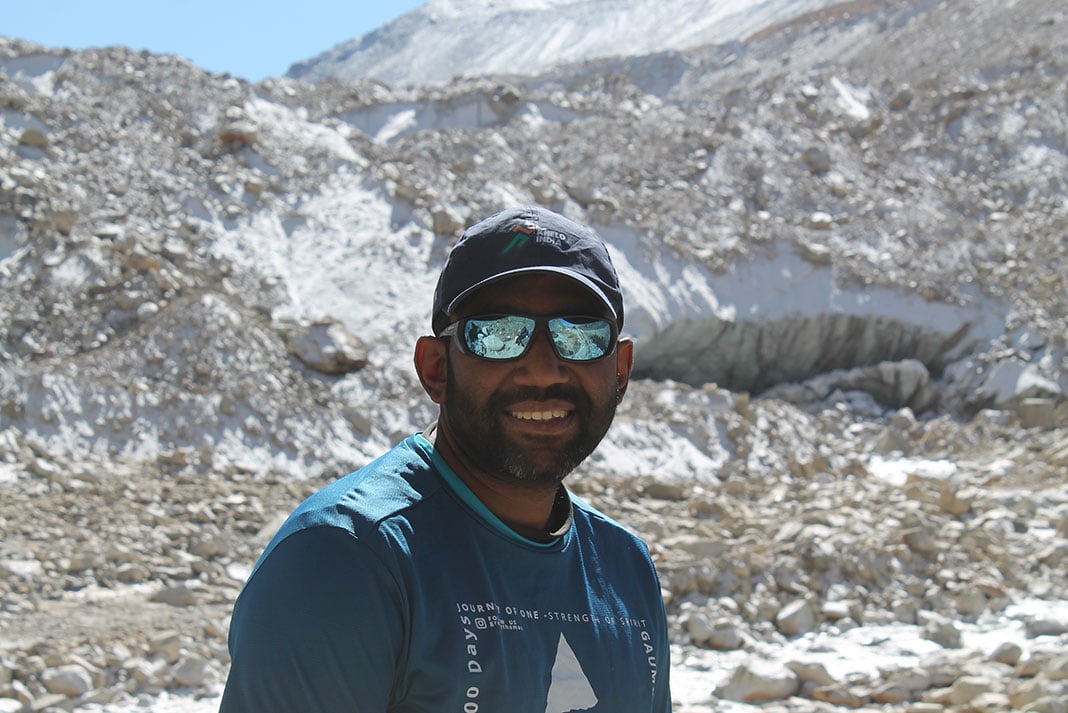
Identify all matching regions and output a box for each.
[220,206,672,712]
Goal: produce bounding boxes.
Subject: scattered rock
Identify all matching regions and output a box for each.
[18,127,49,149]
[922,614,964,649]
[217,120,258,150]
[990,641,1022,666]
[149,584,200,608]
[811,683,865,707]
[945,675,995,705]
[39,664,93,697]
[774,598,817,637]
[785,661,835,687]
[171,655,215,688]
[1019,398,1057,429]
[286,320,370,374]
[805,210,834,229]
[682,611,745,650]
[716,661,800,702]
[801,146,832,175]
[431,204,466,235]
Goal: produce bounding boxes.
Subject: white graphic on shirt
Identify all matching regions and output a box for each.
[544,633,598,712]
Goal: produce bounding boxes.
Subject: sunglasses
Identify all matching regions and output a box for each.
[438,314,618,362]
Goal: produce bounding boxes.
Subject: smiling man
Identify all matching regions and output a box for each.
[221,206,672,712]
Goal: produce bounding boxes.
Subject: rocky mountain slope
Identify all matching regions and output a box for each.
[1,0,1066,711]
[287,0,842,85]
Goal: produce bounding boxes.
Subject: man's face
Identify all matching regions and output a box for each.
[438,272,631,488]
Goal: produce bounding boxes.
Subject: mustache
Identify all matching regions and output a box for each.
[493,385,590,408]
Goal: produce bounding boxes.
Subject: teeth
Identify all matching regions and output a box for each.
[511,410,568,421]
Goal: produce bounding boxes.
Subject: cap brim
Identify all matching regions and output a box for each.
[444,266,620,322]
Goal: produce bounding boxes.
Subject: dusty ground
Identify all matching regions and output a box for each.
[0,461,336,692]
[3,402,1067,708]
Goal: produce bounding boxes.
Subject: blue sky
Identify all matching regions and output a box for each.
[2,1,427,82]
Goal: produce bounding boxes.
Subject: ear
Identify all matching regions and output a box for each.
[614,338,634,403]
[414,336,449,404]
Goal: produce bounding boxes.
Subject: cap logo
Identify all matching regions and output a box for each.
[500,221,536,254]
[535,227,568,247]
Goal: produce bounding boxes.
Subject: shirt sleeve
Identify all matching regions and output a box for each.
[653,599,673,712]
[219,526,406,713]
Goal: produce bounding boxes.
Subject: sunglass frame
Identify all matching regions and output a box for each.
[438,314,618,363]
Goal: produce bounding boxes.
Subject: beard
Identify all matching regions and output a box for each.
[442,356,619,487]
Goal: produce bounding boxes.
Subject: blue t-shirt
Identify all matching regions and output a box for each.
[221,433,671,712]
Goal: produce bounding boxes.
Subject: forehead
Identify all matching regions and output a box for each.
[457,272,610,317]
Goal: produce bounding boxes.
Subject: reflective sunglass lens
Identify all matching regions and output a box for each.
[548,317,613,361]
[463,315,535,359]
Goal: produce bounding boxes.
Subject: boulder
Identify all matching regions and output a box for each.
[785,661,836,687]
[40,664,93,697]
[683,612,745,650]
[922,615,963,648]
[1018,398,1056,429]
[812,683,866,707]
[150,584,200,607]
[18,127,49,149]
[990,641,1022,666]
[431,204,465,235]
[946,675,995,705]
[171,655,215,688]
[286,320,369,374]
[715,662,800,702]
[976,359,1061,408]
[775,598,817,637]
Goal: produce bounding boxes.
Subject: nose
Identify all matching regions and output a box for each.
[514,326,568,386]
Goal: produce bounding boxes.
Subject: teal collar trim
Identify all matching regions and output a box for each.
[412,432,563,549]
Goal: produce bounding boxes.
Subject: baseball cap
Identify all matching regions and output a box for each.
[431,206,625,335]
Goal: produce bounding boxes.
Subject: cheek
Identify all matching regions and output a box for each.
[447,356,505,400]
[582,365,624,401]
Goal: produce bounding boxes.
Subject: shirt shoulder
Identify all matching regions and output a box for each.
[570,492,653,552]
[258,435,443,563]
